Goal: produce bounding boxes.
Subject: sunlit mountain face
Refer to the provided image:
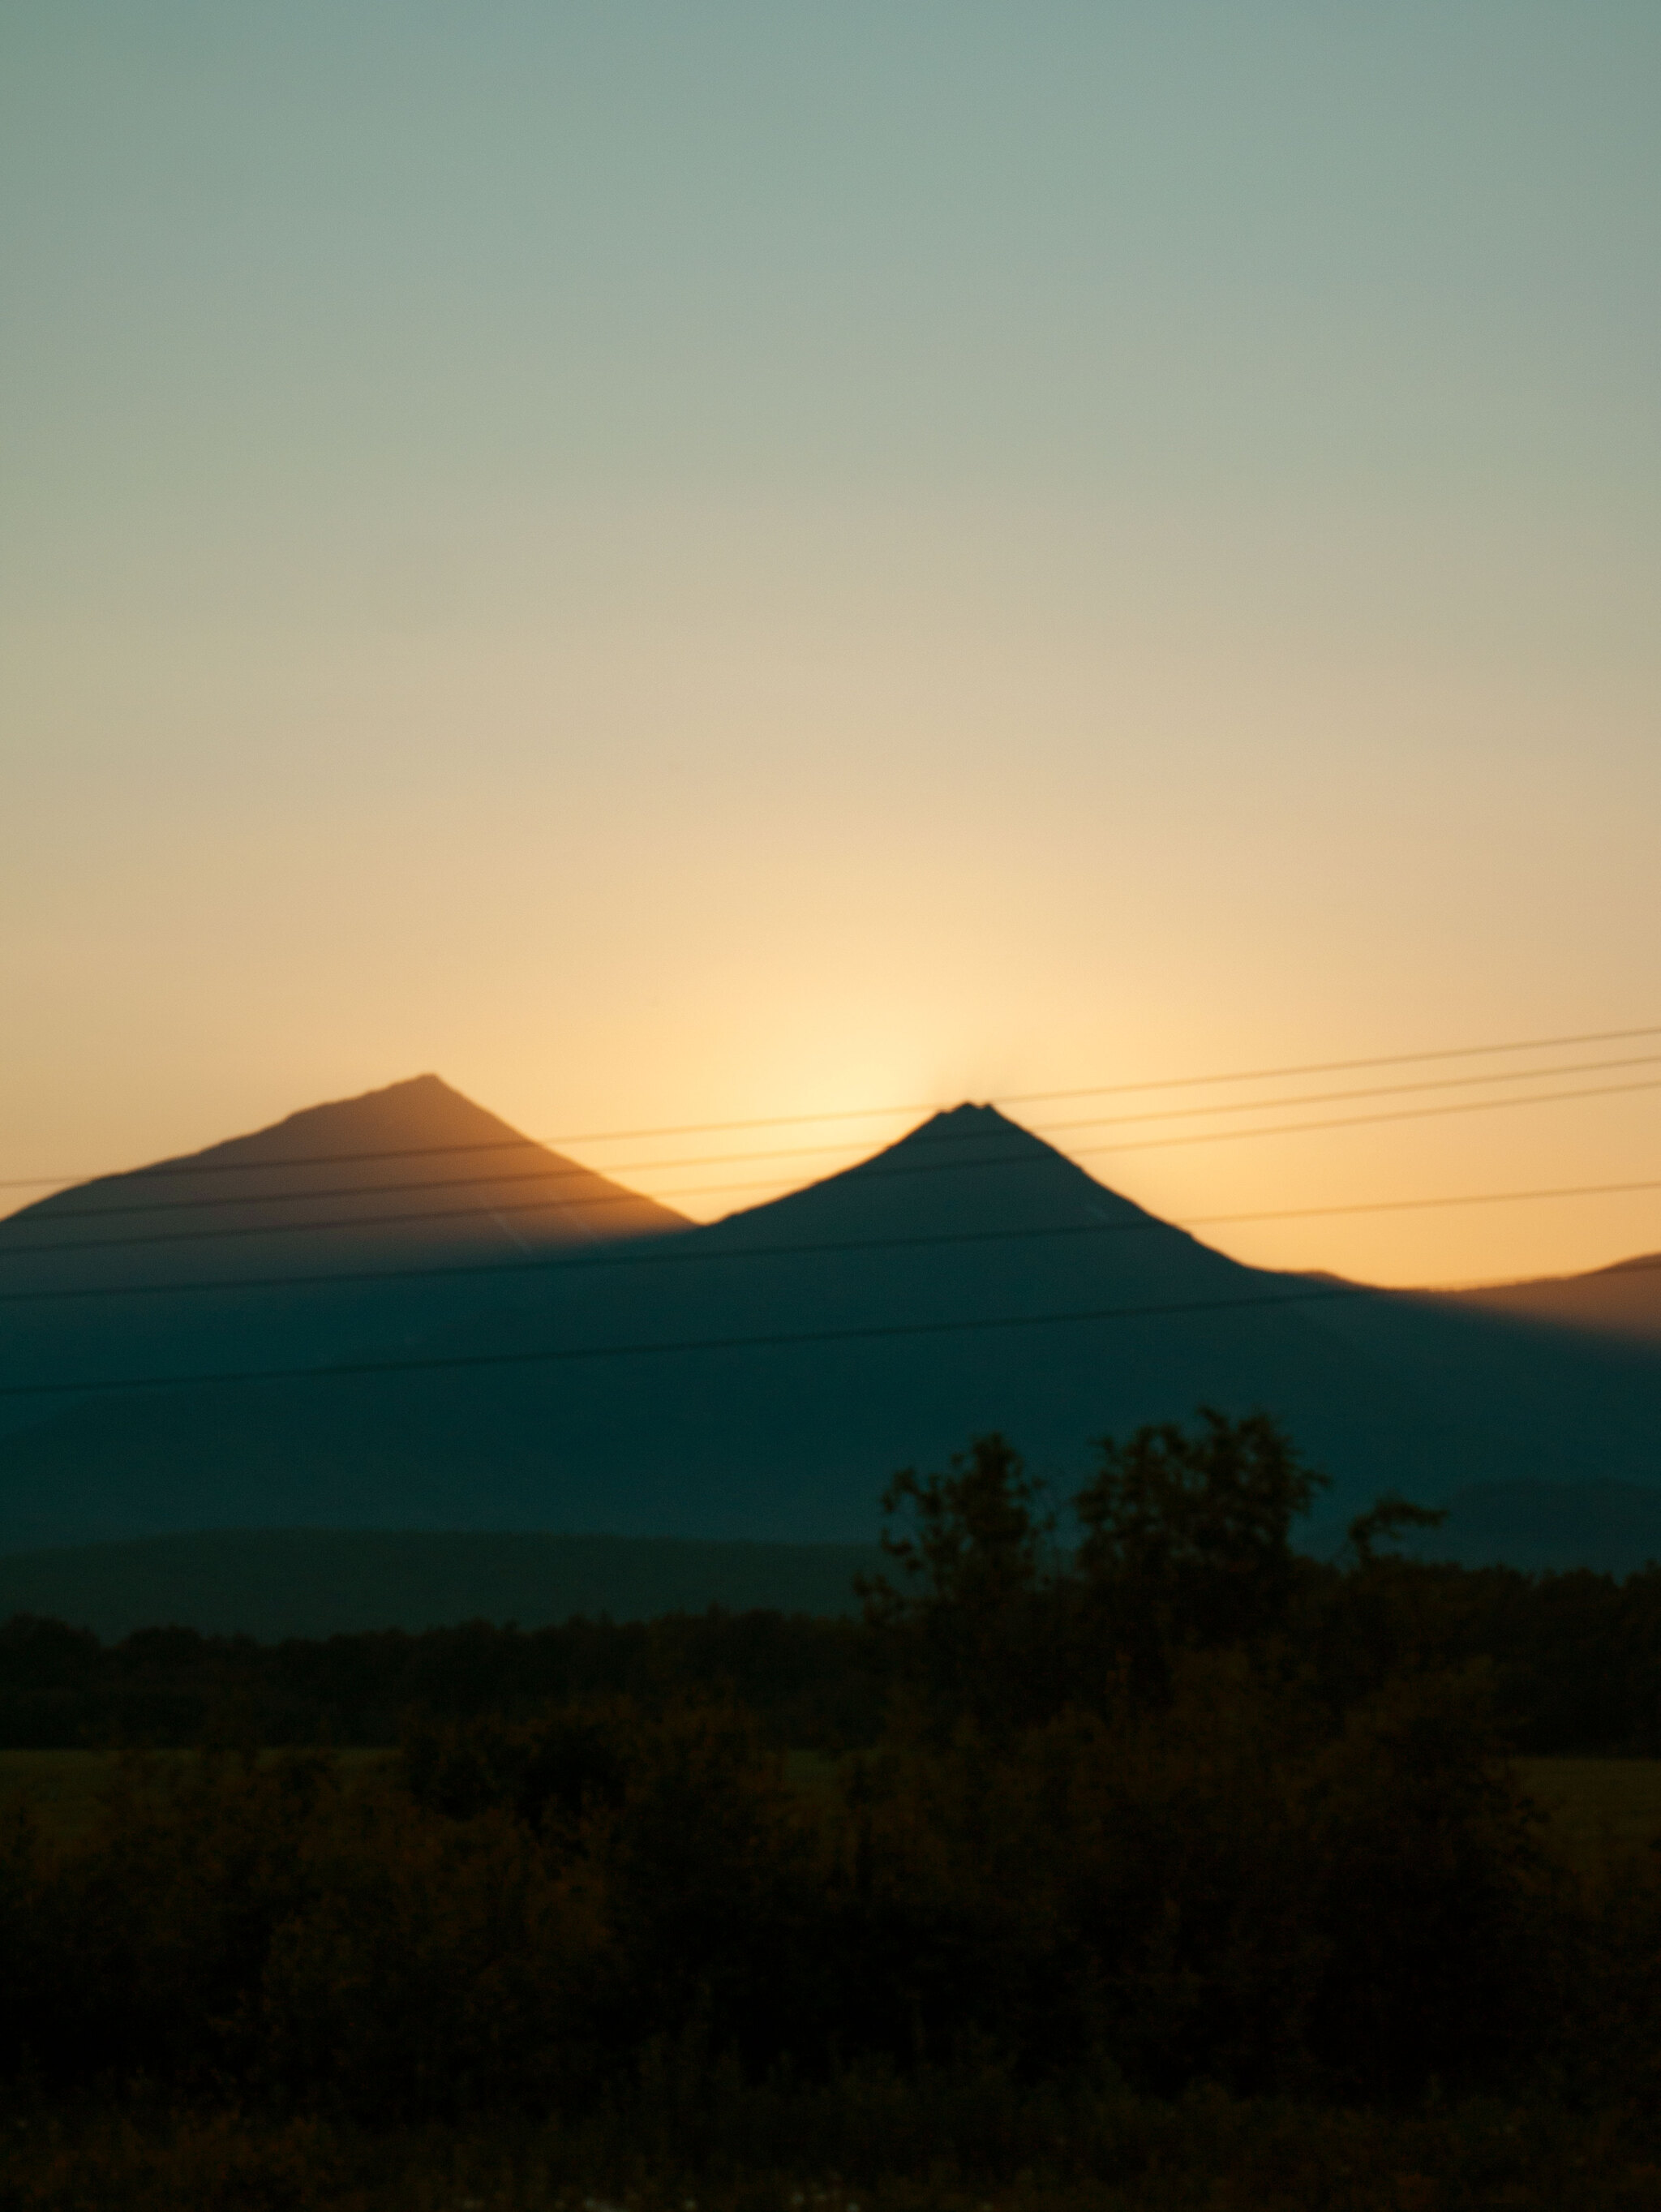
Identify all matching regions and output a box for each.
[1443,1254,1661,1345]
[4,1087,1661,1555]
[0,1075,688,1427]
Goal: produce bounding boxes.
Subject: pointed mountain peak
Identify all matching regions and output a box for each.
[872,1100,1079,1170]
[707,1099,1166,1245]
[908,1101,1044,1140]
[912,1100,1014,1129]
[4,1078,689,1245]
[225,1074,524,1164]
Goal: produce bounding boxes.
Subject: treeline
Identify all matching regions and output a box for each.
[0,1606,881,1751]
[5,1409,1661,2189]
[5,1459,1661,1755]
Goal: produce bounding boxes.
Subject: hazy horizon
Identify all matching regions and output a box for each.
[5,3,1658,1289]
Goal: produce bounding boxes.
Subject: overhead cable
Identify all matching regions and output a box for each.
[5,1018,1658,1192]
[6,1258,1660,1403]
[7,1052,1660,1234]
[5,1177,1659,1306]
[5,1070,1660,1260]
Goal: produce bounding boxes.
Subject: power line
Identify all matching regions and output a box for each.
[10,1051,1661,1233]
[1037,1050,1661,1134]
[14,1160,665,1228]
[0,1139,573,1194]
[6,1259,1661,1404]
[6,1178,1659,1308]
[990,1023,1661,1106]
[6,1018,1659,1192]
[1200,1179,1661,1227]
[0,1217,1157,1302]
[6,1070,1660,1261]
[1072,1073,1661,1155]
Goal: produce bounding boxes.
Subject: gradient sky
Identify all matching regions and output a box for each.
[3,1,1658,1286]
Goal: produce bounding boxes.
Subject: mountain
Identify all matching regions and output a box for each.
[1441,1254,1661,1345]
[0,1075,686,1435]
[4,1100,1661,1554]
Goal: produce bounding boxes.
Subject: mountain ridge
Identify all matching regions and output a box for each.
[0,1075,688,1430]
[1442,1250,1661,1344]
[4,1082,1660,1559]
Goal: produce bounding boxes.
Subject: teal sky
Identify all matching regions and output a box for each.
[3,2,1659,1285]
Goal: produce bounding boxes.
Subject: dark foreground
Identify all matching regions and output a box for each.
[7,2094,1661,2211]
[7,1417,1661,2210]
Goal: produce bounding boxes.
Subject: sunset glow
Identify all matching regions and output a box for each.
[4,3,1657,1290]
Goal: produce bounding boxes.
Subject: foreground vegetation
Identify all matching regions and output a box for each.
[7,1746,1657,1875]
[9,2089,1661,2211]
[5,1411,1661,2205]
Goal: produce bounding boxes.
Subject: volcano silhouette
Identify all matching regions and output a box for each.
[3,1097,1660,1549]
[0,1076,685,1440]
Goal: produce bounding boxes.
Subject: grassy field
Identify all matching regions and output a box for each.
[0,1746,396,1838]
[5,1747,1661,1867]
[1513,1756,1661,1875]
[6,2095,1661,2211]
[0,1746,830,1841]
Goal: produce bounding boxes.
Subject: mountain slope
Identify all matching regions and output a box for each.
[1440,1253,1661,1345]
[0,1075,687,1432]
[7,1102,1660,1551]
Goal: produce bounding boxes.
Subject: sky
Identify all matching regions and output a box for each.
[2,0,1658,1287]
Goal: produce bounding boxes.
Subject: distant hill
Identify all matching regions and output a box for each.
[0,1528,882,1642]
[1303,1479,1661,1577]
[5,1098,1661,1557]
[0,1075,686,1433]
[1442,1253,1661,1345]
[1428,1480,1661,1574]
[6,1489,1661,1646]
